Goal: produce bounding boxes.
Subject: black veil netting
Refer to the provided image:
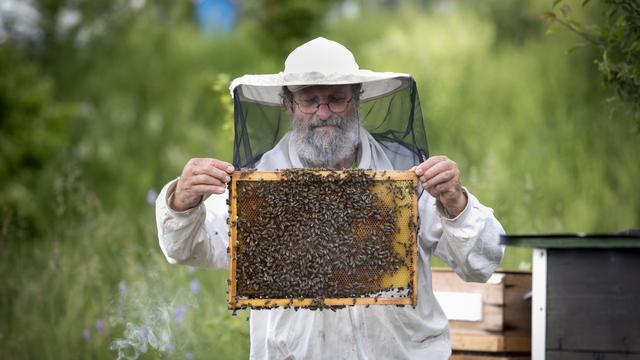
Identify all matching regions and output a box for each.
[232,77,429,170]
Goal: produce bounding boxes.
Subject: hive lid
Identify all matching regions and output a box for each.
[501,231,640,248]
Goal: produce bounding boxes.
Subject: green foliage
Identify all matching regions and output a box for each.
[336,4,639,268]
[1,2,258,358]
[1,0,639,358]
[545,0,640,123]
[467,0,544,45]
[240,0,344,58]
[1,210,249,359]
[0,45,86,239]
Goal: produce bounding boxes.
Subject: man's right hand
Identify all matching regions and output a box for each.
[171,158,235,211]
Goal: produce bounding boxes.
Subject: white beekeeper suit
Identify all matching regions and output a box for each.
[156,38,504,359]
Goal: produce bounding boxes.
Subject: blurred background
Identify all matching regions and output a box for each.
[1,0,638,358]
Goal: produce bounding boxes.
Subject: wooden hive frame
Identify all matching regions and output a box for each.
[227,169,419,310]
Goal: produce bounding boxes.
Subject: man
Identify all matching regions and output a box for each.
[156,37,504,359]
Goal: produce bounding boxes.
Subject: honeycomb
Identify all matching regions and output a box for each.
[227,169,418,311]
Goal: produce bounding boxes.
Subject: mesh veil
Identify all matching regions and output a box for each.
[232,77,429,170]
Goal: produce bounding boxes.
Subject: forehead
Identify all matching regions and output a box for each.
[294,85,352,98]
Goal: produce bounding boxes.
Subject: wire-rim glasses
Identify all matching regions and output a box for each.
[292,96,353,114]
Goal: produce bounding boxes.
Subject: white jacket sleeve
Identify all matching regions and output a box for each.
[418,188,505,282]
[155,179,230,269]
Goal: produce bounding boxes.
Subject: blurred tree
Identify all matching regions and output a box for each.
[240,0,343,58]
[33,0,193,73]
[0,0,233,237]
[0,44,83,240]
[544,0,640,124]
[469,0,543,46]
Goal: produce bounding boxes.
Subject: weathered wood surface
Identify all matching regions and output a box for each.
[231,169,416,181]
[432,269,532,353]
[449,354,531,360]
[451,353,530,360]
[450,333,531,353]
[546,249,640,356]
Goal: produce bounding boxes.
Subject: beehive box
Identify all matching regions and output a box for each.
[449,354,530,360]
[227,169,419,311]
[431,269,532,356]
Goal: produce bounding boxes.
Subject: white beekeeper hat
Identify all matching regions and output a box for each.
[229,37,412,105]
[229,37,428,170]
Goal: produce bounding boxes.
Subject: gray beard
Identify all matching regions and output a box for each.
[290,112,361,168]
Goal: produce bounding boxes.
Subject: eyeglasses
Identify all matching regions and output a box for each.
[292,96,353,114]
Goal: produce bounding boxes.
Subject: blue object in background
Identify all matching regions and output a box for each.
[195,0,236,33]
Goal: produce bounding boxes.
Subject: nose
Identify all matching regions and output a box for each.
[315,103,332,120]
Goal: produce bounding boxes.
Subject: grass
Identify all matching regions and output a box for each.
[1,208,250,359]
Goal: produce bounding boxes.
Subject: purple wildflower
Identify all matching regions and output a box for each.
[174,304,188,322]
[82,328,91,341]
[118,280,127,297]
[95,319,105,332]
[186,352,194,360]
[147,188,158,205]
[190,279,200,295]
[139,326,149,340]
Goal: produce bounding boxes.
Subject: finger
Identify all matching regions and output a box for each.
[189,158,234,175]
[432,181,458,197]
[192,166,231,183]
[424,169,456,189]
[202,158,235,174]
[422,160,453,181]
[191,184,227,195]
[415,156,447,175]
[186,174,227,187]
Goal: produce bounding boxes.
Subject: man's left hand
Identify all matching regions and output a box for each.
[411,156,467,218]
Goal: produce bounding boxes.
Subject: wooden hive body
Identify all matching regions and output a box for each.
[432,269,532,357]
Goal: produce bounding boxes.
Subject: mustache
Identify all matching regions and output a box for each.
[307,116,344,130]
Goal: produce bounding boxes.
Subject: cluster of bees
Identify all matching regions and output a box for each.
[230,168,416,310]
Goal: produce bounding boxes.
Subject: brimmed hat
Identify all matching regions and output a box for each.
[230,37,428,170]
[229,37,412,106]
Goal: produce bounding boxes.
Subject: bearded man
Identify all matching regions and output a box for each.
[156,37,504,359]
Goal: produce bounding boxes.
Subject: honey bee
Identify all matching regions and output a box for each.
[229,168,416,311]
